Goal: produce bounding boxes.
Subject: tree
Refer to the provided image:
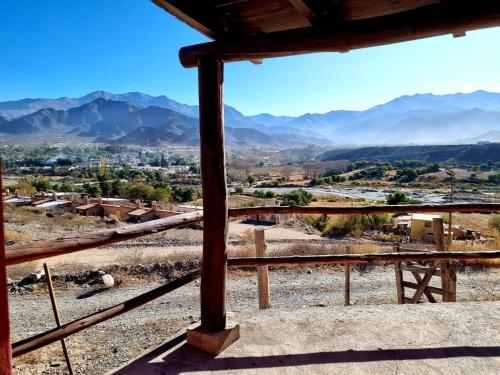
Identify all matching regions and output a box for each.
[127,184,154,201]
[150,187,171,203]
[247,175,256,184]
[386,191,411,205]
[282,189,313,206]
[31,177,52,192]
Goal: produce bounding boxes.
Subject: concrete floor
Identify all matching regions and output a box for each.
[111,302,500,374]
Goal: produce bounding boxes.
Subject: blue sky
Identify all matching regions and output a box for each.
[1,0,500,116]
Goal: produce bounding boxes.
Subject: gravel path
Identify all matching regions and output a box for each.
[9,267,500,375]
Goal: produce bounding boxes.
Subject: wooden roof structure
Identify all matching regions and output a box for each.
[153,0,500,67]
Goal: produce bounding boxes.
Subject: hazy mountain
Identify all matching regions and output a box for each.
[1,90,500,146]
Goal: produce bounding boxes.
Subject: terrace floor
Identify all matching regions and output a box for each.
[111,301,500,374]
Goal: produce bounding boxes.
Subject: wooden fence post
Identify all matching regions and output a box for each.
[0,162,13,375]
[255,229,271,309]
[394,243,405,304]
[43,263,74,375]
[344,245,351,306]
[433,218,456,302]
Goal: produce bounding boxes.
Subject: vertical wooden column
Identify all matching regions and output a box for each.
[394,244,405,304]
[0,163,13,375]
[255,229,271,309]
[198,57,228,331]
[433,218,456,302]
[344,245,351,306]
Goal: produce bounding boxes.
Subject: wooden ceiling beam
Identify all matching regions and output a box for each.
[152,0,217,38]
[179,1,500,68]
[288,0,316,24]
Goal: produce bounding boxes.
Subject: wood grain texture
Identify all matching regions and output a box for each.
[12,270,201,358]
[229,203,500,217]
[198,57,228,331]
[6,211,203,266]
[255,229,271,309]
[227,251,500,267]
[0,163,13,374]
[179,1,500,67]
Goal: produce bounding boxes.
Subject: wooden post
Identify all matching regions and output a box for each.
[0,162,13,375]
[344,245,350,306]
[433,218,456,302]
[255,229,271,309]
[187,56,239,355]
[198,57,228,331]
[394,244,405,304]
[43,264,74,375]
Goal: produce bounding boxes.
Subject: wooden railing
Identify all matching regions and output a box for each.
[6,203,498,266]
[4,202,500,361]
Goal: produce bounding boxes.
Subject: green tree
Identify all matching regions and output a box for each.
[282,189,313,206]
[127,184,154,201]
[247,175,256,184]
[387,191,411,205]
[150,187,171,203]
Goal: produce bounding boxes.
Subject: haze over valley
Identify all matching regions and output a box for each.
[1,90,499,148]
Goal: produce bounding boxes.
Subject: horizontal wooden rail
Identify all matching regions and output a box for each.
[12,269,201,357]
[227,250,500,267]
[229,203,500,217]
[5,211,203,266]
[6,203,499,266]
[402,281,444,295]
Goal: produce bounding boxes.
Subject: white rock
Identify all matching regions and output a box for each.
[102,274,115,288]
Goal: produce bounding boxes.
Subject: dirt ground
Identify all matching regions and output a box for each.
[9,266,500,374]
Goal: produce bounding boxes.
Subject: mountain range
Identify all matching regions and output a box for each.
[0,90,499,148]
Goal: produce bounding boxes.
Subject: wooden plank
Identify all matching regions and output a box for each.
[255,229,271,309]
[401,266,442,277]
[344,263,351,306]
[12,269,201,358]
[227,250,500,267]
[229,203,500,218]
[409,271,439,303]
[179,1,500,67]
[0,163,13,375]
[342,0,440,21]
[43,264,74,375]
[288,0,316,24]
[198,57,228,331]
[402,281,443,297]
[410,268,434,304]
[433,217,457,302]
[393,245,404,304]
[6,211,203,266]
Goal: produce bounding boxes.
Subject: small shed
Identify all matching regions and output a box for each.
[409,214,442,242]
[75,203,102,216]
[126,208,157,223]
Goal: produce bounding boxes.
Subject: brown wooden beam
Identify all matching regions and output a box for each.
[12,269,201,358]
[229,203,500,217]
[198,57,228,331]
[5,203,498,267]
[288,0,316,24]
[179,0,500,67]
[0,163,13,374]
[5,211,202,266]
[227,250,500,267]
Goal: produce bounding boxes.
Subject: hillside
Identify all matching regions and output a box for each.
[1,90,500,147]
[316,143,500,163]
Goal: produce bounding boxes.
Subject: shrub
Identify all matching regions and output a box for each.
[281,189,313,206]
[387,191,410,205]
[234,186,244,194]
[322,214,391,237]
[489,215,500,234]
